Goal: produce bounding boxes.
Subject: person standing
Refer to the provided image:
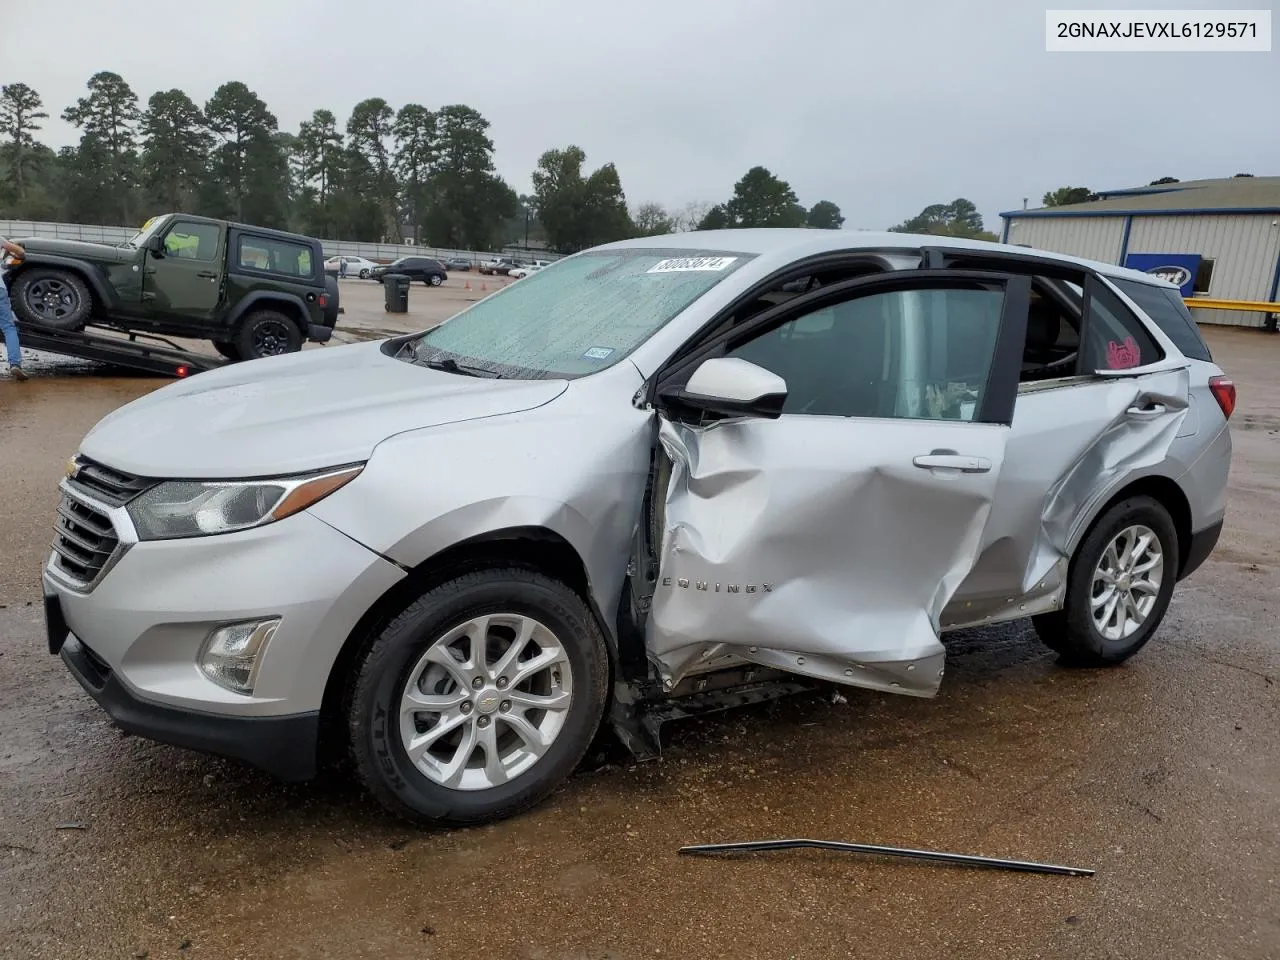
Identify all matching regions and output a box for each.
[0,236,27,381]
[339,257,348,279]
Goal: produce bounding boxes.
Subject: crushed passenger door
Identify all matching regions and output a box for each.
[645,271,1031,697]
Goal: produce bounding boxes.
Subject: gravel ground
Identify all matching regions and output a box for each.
[0,322,1276,960]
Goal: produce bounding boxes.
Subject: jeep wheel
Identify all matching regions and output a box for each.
[1033,495,1179,667]
[236,309,302,360]
[348,568,610,826]
[212,341,242,362]
[12,269,93,331]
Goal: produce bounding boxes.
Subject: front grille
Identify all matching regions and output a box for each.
[52,493,119,586]
[67,457,155,507]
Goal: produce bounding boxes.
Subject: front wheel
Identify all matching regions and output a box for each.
[12,269,93,331]
[1033,495,1179,666]
[359,269,370,279]
[212,340,242,362]
[235,309,303,360]
[348,568,610,826]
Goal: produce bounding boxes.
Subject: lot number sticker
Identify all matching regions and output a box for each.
[647,256,738,273]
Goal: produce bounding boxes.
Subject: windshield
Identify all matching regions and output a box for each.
[405,249,752,378]
[125,216,169,248]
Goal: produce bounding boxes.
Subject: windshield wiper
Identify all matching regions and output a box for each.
[422,355,504,379]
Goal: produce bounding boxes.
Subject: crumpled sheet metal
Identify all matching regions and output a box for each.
[647,415,1005,697]
[945,369,1190,628]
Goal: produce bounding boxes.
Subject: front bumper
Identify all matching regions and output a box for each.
[44,506,403,719]
[60,633,320,781]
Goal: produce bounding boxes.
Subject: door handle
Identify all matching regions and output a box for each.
[197,271,218,279]
[1126,403,1166,418]
[913,452,993,473]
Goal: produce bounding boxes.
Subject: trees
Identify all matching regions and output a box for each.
[139,90,211,215]
[0,83,49,204]
[203,81,289,227]
[61,71,140,224]
[294,109,346,237]
[347,98,399,240]
[420,105,517,250]
[393,104,436,241]
[1042,186,1093,207]
[723,166,806,228]
[632,202,674,236]
[890,198,996,241]
[531,145,632,253]
[806,200,845,229]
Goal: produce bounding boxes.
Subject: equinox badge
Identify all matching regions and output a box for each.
[662,577,774,594]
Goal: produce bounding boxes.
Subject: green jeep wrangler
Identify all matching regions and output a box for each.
[2,214,340,362]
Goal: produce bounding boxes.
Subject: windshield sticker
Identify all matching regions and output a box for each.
[647,256,738,274]
[582,346,615,360]
[1106,336,1141,369]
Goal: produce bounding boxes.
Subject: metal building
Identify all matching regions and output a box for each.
[1000,176,1280,329]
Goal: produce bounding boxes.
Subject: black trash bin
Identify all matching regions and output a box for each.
[383,273,410,313]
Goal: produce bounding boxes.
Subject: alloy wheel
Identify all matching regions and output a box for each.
[252,319,293,356]
[25,278,79,322]
[1091,524,1164,641]
[398,614,573,791]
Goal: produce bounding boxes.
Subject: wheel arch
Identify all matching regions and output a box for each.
[1068,473,1193,578]
[317,525,614,763]
[226,292,310,335]
[9,257,112,313]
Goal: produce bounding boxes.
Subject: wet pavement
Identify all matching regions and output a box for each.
[1,326,1277,959]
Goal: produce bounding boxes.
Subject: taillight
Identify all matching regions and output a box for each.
[176,365,190,378]
[1209,375,1236,419]
[317,293,328,307]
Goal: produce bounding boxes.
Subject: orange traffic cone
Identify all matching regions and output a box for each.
[481,282,488,292]
[464,280,471,291]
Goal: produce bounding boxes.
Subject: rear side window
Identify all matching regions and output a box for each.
[1111,278,1213,362]
[1080,279,1163,372]
[238,236,314,278]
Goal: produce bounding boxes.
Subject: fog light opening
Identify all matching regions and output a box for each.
[198,618,281,695]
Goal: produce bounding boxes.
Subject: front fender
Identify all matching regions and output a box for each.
[9,255,120,311]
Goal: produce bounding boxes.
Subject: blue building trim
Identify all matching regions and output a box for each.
[998,205,1280,220]
[1117,216,1133,264]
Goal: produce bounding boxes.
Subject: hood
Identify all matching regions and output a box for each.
[81,340,568,479]
[18,237,137,264]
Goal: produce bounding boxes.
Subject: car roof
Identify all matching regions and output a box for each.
[593,228,1178,290]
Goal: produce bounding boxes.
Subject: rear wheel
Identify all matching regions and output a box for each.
[348,568,609,826]
[12,269,93,331]
[359,269,370,279]
[428,274,443,287]
[1033,495,1179,666]
[235,309,303,360]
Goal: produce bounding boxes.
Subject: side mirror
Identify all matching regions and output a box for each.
[146,234,166,258]
[660,357,788,420]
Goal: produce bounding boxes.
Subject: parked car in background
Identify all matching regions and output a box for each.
[371,257,448,286]
[44,229,1232,828]
[324,256,379,279]
[508,260,551,279]
[444,258,473,272]
[479,257,521,276]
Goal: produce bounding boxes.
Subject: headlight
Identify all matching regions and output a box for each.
[126,465,362,541]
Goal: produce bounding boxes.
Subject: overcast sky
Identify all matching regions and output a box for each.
[6,0,1277,230]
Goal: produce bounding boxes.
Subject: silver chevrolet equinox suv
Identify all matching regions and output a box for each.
[43,230,1234,825]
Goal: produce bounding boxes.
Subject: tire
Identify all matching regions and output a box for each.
[212,340,242,362]
[348,568,610,826]
[235,309,303,360]
[359,269,370,279]
[1032,495,1179,667]
[428,274,443,287]
[12,268,93,331]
